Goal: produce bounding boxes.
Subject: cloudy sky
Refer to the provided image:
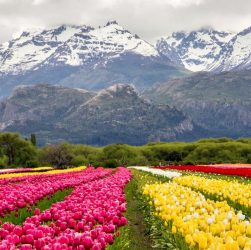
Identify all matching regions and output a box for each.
[0,0,250,43]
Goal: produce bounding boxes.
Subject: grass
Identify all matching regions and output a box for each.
[109,169,194,250]
[107,176,153,250]
[1,188,72,225]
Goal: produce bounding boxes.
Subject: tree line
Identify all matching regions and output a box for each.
[0,132,251,169]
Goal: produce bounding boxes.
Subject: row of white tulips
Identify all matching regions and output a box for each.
[129,166,182,178]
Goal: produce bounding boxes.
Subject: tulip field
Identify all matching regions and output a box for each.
[0,167,132,249]
[0,165,251,249]
[127,166,251,250]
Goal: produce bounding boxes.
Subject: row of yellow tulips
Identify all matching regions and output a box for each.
[143,181,251,249]
[173,175,251,209]
[0,166,86,179]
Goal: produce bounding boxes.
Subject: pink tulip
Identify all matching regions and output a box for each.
[112,216,120,225]
[105,234,114,244]
[73,211,82,220]
[58,235,69,245]
[120,217,128,226]
[20,244,32,250]
[107,224,116,233]
[82,236,94,249]
[34,208,40,215]
[34,238,46,249]
[13,225,23,236]
[90,229,98,239]
[92,242,102,250]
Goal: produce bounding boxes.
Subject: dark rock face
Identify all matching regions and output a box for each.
[0,84,205,146]
[145,70,251,138]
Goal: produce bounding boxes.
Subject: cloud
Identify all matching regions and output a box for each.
[0,0,250,43]
[155,0,205,8]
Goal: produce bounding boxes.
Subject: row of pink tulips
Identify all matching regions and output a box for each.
[0,169,88,185]
[0,168,112,217]
[0,167,132,249]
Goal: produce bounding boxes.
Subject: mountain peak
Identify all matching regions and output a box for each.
[196,26,215,33]
[156,27,245,72]
[238,26,251,36]
[105,83,137,93]
[91,83,139,101]
[105,20,119,27]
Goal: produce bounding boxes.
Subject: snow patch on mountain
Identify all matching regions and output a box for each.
[48,21,158,67]
[157,27,251,72]
[156,28,236,72]
[0,25,83,74]
[0,21,158,75]
[216,27,251,71]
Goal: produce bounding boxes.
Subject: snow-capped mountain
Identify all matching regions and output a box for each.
[0,21,158,75]
[156,27,251,72]
[1,22,250,98]
[47,21,158,67]
[0,21,187,98]
[214,27,251,72]
[0,25,83,74]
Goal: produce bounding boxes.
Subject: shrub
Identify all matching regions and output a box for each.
[71,155,88,166]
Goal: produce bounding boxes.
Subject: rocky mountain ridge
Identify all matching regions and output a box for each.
[156,26,251,72]
[0,84,205,145]
[145,69,251,138]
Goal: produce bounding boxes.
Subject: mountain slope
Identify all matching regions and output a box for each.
[0,25,83,75]
[214,27,251,72]
[145,70,251,137]
[0,84,205,145]
[156,26,251,72]
[0,21,187,98]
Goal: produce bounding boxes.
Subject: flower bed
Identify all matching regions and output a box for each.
[143,182,251,249]
[0,169,33,175]
[0,167,132,249]
[156,165,251,177]
[129,166,181,178]
[174,175,251,210]
[0,166,86,180]
[0,167,110,218]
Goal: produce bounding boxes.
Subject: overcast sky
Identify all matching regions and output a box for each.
[0,0,250,43]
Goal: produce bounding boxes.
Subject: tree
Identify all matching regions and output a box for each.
[30,133,37,146]
[103,144,137,166]
[71,155,88,166]
[0,132,37,167]
[40,144,73,169]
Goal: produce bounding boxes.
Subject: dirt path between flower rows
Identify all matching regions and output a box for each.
[125,178,153,250]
